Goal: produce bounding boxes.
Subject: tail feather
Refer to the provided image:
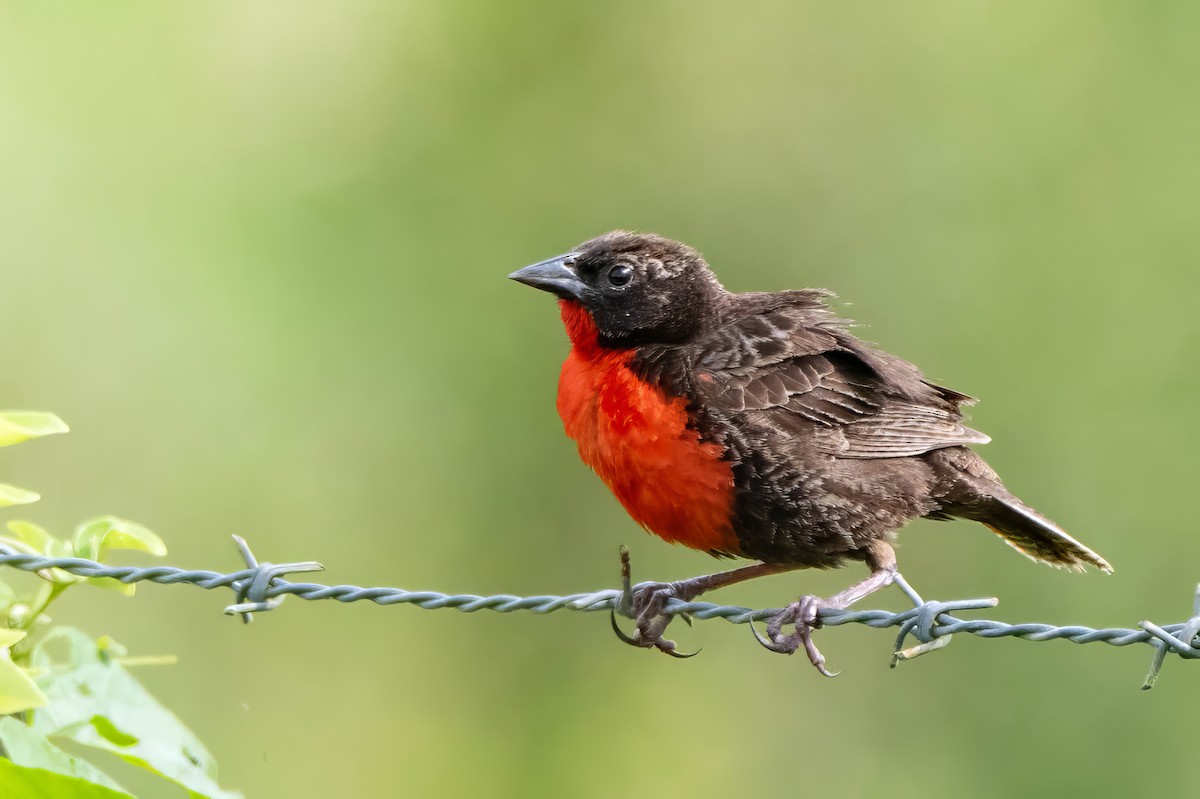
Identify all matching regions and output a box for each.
[979,494,1112,574]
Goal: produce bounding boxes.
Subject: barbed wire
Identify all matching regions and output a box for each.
[0,537,1196,689]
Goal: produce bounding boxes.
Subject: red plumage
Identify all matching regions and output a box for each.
[556,300,740,556]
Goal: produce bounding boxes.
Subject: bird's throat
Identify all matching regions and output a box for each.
[554,301,740,556]
[558,300,604,359]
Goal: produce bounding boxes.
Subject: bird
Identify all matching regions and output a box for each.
[509,230,1111,674]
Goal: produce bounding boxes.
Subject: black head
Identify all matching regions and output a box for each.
[509,231,726,348]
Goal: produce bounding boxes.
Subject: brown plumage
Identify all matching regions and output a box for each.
[511,230,1111,673]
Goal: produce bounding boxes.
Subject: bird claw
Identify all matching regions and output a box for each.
[751,596,840,677]
[610,547,701,658]
[612,607,699,657]
[610,608,640,646]
[610,587,702,658]
[749,617,796,654]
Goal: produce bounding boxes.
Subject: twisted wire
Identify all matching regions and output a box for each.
[1,541,1196,688]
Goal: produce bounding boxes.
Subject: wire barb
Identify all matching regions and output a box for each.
[0,540,1196,688]
[1138,583,1200,690]
[223,535,324,623]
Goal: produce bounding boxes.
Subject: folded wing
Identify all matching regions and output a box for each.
[692,291,989,459]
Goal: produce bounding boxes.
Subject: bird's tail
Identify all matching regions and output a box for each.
[974,493,1113,574]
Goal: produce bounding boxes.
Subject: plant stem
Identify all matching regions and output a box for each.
[21,583,68,633]
[10,582,69,665]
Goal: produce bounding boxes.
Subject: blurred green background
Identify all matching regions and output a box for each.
[2,2,1198,797]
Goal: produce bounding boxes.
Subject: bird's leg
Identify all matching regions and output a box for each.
[612,546,804,658]
[754,541,898,676]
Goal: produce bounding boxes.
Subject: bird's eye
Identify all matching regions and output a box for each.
[607,264,633,287]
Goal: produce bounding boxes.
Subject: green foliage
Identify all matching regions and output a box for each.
[0,631,47,715]
[29,628,239,799]
[0,485,40,509]
[0,413,65,510]
[0,717,125,792]
[0,517,167,597]
[0,412,68,448]
[0,411,240,798]
[0,758,133,799]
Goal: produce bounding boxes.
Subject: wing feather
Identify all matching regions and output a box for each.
[692,296,988,460]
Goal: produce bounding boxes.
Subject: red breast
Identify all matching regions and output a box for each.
[554,300,741,555]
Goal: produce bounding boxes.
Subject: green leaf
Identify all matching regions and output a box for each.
[0,758,133,799]
[0,628,26,647]
[5,519,61,555]
[32,628,241,799]
[0,717,126,792]
[1,522,80,584]
[0,412,69,447]
[83,576,137,596]
[72,516,167,562]
[0,483,41,507]
[0,630,48,714]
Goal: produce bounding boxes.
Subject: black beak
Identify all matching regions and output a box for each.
[508,252,587,301]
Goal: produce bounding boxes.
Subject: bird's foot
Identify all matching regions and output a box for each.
[751,595,839,677]
[610,547,700,659]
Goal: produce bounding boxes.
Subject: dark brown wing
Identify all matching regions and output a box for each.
[691,291,989,459]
